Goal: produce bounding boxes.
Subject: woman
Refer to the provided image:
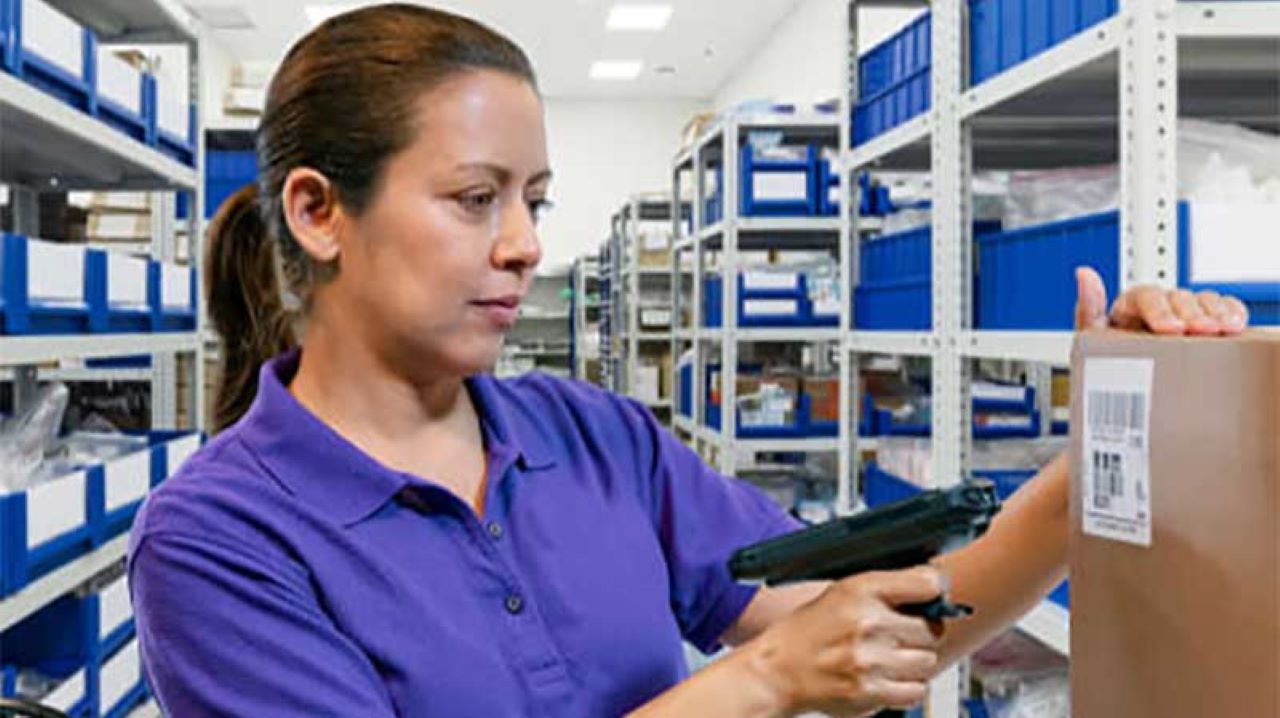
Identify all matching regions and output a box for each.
[127,5,1250,717]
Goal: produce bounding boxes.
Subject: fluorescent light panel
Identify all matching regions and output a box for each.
[606,4,673,31]
[589,60,644,80]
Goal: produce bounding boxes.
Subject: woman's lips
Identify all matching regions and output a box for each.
[471,296,521,328]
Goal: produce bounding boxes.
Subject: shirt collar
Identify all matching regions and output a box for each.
[236,350,554,528]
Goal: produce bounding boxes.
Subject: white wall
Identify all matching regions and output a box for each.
[537,98,707,274]
[713,0,923,110]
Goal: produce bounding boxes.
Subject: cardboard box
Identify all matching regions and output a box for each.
[804,375,839,423]
[1070,330,1280,717]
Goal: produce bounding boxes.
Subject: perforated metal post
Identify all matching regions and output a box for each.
[839,0,861,515]
[1120,0,1179,289]
[10,187,41,412]
[928,0,966,715]
[720,121,740,477]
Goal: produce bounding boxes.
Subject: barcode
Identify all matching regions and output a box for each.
[1092,450,1125,510]
[1088,390,1146,432]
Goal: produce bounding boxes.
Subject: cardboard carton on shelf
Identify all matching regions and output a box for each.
[804,375,839,423]
[1070,330,1280,717]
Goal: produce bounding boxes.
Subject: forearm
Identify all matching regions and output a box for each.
[936,452,1070,666]
[626,643,786,718]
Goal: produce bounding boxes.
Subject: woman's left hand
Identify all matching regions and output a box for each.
[1075,266,1249,335]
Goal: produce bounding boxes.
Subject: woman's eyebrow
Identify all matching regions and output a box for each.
[453,163,552,186]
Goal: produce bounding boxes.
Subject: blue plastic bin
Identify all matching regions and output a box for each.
[5,0,96,112]
[90,250,152,333]
[970,0,1119,86]
[977,202,1280,330]
[1,593,97,717]
[93,49,153,144]
[149,262,197,332]
[864,463,1069,608]
[854,221,1002,330]
[204,150,258,218]
[739,143,819,217]
[0,464,101,597]
[857,10,930,101]
[706,393,838,439]
[704,273,837,328]
[0,234,99,335]
[98,635,148,718]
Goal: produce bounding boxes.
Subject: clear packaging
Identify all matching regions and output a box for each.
[0,383,70,492]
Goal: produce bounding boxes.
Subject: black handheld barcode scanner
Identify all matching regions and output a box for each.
[728,481,1001,621]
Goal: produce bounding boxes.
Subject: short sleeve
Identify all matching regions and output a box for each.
[619,398,803,654]
[129,531,397,717]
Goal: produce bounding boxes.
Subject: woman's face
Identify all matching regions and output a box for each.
[327,69,550,379]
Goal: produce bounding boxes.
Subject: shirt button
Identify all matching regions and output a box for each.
[505,594,524,615]
[486,521,504,540]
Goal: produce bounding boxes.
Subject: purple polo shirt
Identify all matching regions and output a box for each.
[127,350,799,717]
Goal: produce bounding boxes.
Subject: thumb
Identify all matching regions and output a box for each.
[1075,266,1109,331]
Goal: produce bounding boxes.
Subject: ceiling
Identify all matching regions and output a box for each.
[183,0,803,99]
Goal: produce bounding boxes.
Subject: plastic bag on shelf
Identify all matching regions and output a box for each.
[0,383,70,493]
[1006,119,1280,229]
[971,630,1070,718]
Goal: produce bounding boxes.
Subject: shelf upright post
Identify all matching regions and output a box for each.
[930,0,967,714]
[1120,0,1179,289]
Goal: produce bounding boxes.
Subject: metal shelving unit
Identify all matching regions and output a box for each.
[610,195,685,416]
[841,0,1280,710]
[570,255,601,382]
[670,112,844,474]
[0,0,207,697]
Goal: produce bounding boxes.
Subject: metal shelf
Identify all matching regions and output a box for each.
[0,73,198,190]
[1018,600,1071,657]
[848,331,936,357]
[0,333,201,365]
[844,114,932,171]
[697,217,842,250]
[50,0,200,42]
[701,327,842,343]
[711,434,841,453]
[128,701,162,718]
[960,331,1074,365]
[0,533,128,633]
[0,366,152,382]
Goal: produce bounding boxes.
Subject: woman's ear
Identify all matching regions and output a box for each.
[281,167,343,263]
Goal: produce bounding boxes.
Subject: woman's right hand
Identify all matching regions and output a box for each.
[742,566,945,717]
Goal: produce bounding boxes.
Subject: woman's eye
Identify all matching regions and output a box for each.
[529,198,554,224]
[458,192,497,212]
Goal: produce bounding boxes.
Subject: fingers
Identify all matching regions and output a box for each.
[1196,290,1249,334]
[881,648,939,683]
[870,678,929,710]
[1112,286,1184,334]
[861,566,944,605]
[1223,296,1250,333]
[1169,289,1220,335]
[1074,266,1110,331]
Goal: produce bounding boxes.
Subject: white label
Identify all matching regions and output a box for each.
[812,298,840,317]
[99,574,133,641]
[24,0,84,80]
[640,308,671,326]
[42,668,85,712]
[1188,202,1280,283]
[104,449,151,512]
[744,299,798,317]
[166,434,201,475]
[753,172,808,202]
[99,638,141,711]
[28,470,87,548]
[108,253,149,307]
[27,240,85,303]
[743,271,801,291]
[973,382,1031,403]
[640,230,669,252]
[97,47,143,113]
[162,265,192,309]
[1082,358,1155,547]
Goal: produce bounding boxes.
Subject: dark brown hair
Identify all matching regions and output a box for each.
[204,4,537,432]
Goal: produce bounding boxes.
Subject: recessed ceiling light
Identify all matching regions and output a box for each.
[304,3,362,27]
[606,4,673,32]
[589,60,644,81]
[654,65,677,76]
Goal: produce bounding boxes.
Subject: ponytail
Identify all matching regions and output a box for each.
[204,183,297,433]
